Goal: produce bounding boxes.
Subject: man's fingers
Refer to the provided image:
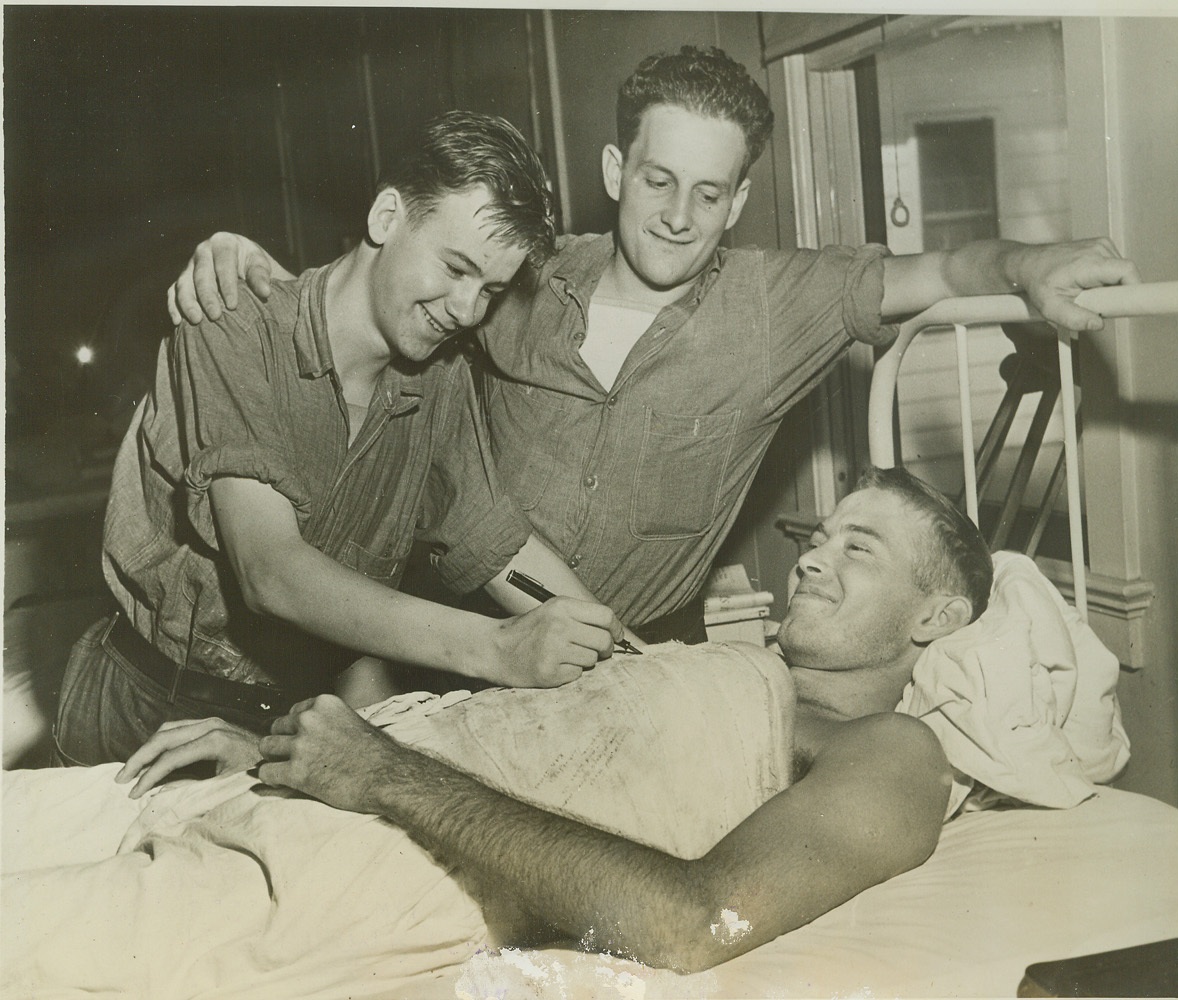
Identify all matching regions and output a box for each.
[1045,258,1139,330]
[173,257,210,325]
[1079,255,1142,289]
[127,735,244,799]
[563,619,616,659]
[1044,298,1105,333]
[192,241,226,321]
[258,734,294,760]
[212,240,240,312]
[167,283,182,327]
[255,759,289,788]
[116,718,221,782]
[244,260,273,300]
[269,698,318,735]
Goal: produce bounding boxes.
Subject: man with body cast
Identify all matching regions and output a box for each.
[12,468,994,987]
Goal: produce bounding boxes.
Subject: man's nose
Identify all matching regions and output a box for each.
[660,189,693,234]
[797,547,827,575]
[446,283,483,330]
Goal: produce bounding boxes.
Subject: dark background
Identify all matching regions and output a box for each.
[4,6,547,455]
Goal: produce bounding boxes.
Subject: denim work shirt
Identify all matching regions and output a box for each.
[102,260,530,690]
[473,233,891,627]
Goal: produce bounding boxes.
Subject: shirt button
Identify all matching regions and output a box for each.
[583,474,598,490]
[606,395,618,408]
[573,332,586,344]
[568,554,582,569]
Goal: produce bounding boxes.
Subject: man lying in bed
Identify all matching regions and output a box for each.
[106,465,991,976]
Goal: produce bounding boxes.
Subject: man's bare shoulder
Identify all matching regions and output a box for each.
[811,712,949,781]
[793,710,951,826]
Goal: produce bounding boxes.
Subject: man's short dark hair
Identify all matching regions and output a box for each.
[379,111,555,267]
[616,45,774,180]
[856,466,994,622]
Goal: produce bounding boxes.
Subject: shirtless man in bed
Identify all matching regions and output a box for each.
[169,45,1138,648]
[121,465,989,974]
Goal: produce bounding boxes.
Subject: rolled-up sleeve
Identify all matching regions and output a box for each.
[169,301,311,550]
[840,243,893,347]
[417,361,531,594]
[761,243,893,415]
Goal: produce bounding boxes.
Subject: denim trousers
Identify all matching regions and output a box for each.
[53,616,276,766]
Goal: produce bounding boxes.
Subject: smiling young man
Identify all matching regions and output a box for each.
[54,112,625,769]
[231,466,992,973]
[171,46,1139,645]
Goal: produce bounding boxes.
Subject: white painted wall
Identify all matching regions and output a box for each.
[878,22,1072,514]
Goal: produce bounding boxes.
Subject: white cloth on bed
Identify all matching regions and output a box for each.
[2,764,486,1000]
[440,787,1178,1000]
[897,551,1131,814]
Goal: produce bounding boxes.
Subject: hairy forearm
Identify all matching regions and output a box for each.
[365,738,725,971]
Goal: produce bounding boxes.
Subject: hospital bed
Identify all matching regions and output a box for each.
[4,284,1178,1000]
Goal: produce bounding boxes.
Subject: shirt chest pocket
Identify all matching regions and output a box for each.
[630,408,739,540]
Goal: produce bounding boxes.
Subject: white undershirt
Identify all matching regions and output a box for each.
[582,294,660,390]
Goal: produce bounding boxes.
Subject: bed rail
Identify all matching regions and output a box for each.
[868,280,1178,622]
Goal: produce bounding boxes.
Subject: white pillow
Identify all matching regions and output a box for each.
[897,551,1130,814]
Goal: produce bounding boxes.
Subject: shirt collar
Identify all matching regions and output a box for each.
[548,232,724,308]
[294,258,341,379]
[294,256,422,414]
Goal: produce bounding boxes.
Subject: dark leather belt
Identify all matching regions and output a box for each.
[104,613,295,719]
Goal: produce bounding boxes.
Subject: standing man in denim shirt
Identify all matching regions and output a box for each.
[55,113,624,771]
[171,46,1139,645]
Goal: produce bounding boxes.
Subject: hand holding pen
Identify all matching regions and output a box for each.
[507,570,643,655]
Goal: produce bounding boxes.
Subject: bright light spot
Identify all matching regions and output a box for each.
[75,346,95,365]
[709,908,751,941]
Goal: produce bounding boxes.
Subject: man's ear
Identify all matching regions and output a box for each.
[367,187,404,247]
[911,594,974,644]
[602,144,624,203]
[725,177,752,231]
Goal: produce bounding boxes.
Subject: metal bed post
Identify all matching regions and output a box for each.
[868,280,1178,623]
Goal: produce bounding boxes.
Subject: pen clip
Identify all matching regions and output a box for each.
[506,569,555,604]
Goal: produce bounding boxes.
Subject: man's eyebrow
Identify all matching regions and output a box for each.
[842,522,887,544]
[639,161,731,192]
[443,249,484,277]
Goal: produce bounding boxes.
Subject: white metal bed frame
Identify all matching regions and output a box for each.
[867,280,1178,623]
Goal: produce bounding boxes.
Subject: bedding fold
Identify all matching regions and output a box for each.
[897,551,1130,814]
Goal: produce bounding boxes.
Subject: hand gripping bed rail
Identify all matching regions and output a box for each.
[867,280,1178,622]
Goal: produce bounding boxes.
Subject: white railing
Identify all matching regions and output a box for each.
[868,281,1178,622]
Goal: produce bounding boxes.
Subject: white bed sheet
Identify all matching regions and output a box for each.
[435,787,1178,999]
[6,764,1174,1000]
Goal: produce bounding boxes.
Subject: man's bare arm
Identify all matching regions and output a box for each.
[882,237,1141,331]
[116,479,622,795]
[212,477,619,685]
[259,696,951,973]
